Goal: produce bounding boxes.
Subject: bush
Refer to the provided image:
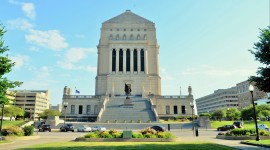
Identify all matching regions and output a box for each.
[132,132,144,138]
[140,128,157,135]
[157,132,174,138]
[23,125,34,136]
[84,132,98,138]
[144,133,157,138]
[225,128,270,136]
[99,131,113,138]
[1,125,24,136]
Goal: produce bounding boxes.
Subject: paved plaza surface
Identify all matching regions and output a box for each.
[0,129,269,150]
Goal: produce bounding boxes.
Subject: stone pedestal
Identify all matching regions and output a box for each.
[120,97,134,108]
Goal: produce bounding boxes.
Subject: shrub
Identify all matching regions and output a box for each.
[259,130,270,136]
[218,132,225,135]
[99,131,113,138]
[132,132,144,138]
[140,128,157,135]
[84,132,98,138]
[112,132,122,138]
[225,128,270,136]
[108,129,118,135]
[1,125,24,136]
[23,125,34,136]
[144,133,157,138]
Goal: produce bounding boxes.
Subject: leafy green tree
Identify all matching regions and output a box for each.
[39,109,61,119]
[249,27,270,92]
[226,108,241,121]
[4,105,24,121]
[211,109,226,121]
[241,104,270,120]
[199,112,211,118]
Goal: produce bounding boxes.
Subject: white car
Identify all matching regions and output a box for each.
[257,124,269,131]
[77,125,92,132]
[92,126,106,131]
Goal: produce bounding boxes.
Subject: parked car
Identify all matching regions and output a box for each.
[150,125,166,132]
[60,124,75,132]
[257,124,269,131]
[91,126,106,131]
[217,125,235,131]
[233,121,244,128]
[39,124,51,132]
[77,125,92,132]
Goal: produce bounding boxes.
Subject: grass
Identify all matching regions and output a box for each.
[211,121,270,129]
[244,139,270,146]
[19,142,237,150]
[2,120,27,128]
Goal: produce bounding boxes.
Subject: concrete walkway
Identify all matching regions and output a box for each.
[0,129,269,150]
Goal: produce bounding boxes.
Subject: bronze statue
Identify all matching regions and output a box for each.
[124,83,131,98]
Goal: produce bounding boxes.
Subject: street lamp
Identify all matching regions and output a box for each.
[249,84,260,141]
[190,102,194,135]
[63,102,68,124]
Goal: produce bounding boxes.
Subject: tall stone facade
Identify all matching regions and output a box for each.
[95,10,161,96]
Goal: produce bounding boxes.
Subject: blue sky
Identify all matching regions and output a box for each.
[0,0,269,105]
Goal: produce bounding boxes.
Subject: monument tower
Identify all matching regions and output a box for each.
[95,10,161,96]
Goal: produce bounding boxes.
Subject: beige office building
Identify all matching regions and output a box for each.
[14,90,50,120]
[196,87,238,114]
[236,80,267,109]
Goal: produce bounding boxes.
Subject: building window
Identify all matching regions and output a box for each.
[174,105,178,114]
[112,49,116,71]
[86,105,91,114]
[109,34,113,40]
[123,34,126,40]
[137,34,140,40]
[119,49,123,72]
[71,105,75,115]
[116,34,119,40]
[181,105,186,114]
[130,34,134,40]
[126,49,130,71]
[133,49,137,71]
[140,49,144,72]
[79,105,83,114]
[166,105,170,114]
[144,34,147,40]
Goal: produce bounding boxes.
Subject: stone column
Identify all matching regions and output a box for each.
[130,49,134,74]
[144,49,148,74]
[109,49,112,74]
[116,49,119,74]
[123,49,126,74]
[137,49,141,74]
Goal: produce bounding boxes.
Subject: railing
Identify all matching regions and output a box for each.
[149,99,159,121]
[63,95,100,99]
[96,96,109,122]
[155,95,189,99]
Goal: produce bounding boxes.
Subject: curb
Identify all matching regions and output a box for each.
[75,137,179,142]
[240,141,270,148]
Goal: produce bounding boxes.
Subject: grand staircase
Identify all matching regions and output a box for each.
[99,96,156,123]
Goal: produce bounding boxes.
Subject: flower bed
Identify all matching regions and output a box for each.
[216,128,270,140]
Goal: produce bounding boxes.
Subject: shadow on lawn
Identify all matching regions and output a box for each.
[19,142,237,150]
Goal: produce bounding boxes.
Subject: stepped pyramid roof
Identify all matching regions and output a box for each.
[103,10,154,24]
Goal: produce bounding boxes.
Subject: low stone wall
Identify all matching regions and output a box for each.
[75,137,178,142]
[216,135,270,140]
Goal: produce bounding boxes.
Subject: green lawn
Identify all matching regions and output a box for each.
[211,121,270,129]
[244,139,270,146]
[2,120,27,128]
[19,142,237,150]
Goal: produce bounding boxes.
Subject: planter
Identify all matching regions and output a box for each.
[216,135,270,140]
[75,137,178,142]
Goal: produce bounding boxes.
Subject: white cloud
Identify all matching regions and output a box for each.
[10,54,30,69]
[25,29,68,50]
[22,3,36,19]
[7,18,34,30]
[66,48,96,62]
[160,68,174,81]
[57,61,96,73]
[36,66,50,78]
[29,46,39,52]
[8,0,36,19]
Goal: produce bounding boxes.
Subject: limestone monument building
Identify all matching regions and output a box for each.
[62,10,194,122]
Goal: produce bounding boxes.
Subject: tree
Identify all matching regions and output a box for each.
[4,105,24,121]
[226,108,241,121]
[39,109,61,119]
[0,24,22,131]
[199,112,211,118]
[249,27,270,92]
[211,109,226,121]
[241,104,270,120]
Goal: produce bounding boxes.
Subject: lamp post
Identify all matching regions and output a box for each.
[190,102,194,135]
[249,84,260,141]
[63,102,68,124]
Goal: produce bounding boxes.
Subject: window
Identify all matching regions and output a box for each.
[130,34,134,40]
[133,49,137,71]
[166,105,170,114]
[119,49,123,71]
[112,49,116,71]
[126,49,130,71]
[116,34,119,40]
[71,105,75,115]
[79,105,83,114]
[174,105,178,114]
[137,34,140,40]
[137,29,140,31]
[181,105,186,114]
[140,49,144,71]
[131,29,133,31]
[123,34,126,40]
[144,34,147,40]
[109,34,113,40]
[86,105,91,114]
